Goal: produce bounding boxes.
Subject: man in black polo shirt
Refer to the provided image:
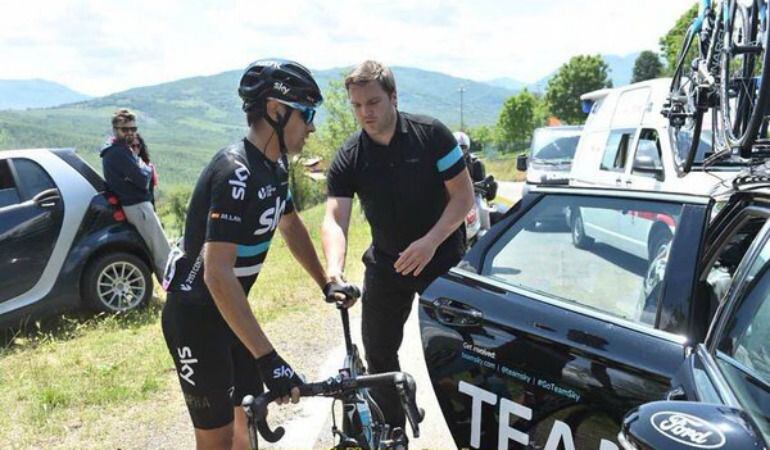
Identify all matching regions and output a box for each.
[321,60,474,434]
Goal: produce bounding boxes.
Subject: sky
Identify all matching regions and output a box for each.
[0,0,696,97]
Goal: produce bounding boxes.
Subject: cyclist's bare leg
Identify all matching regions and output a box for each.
[193,422,234,450]
[231,407,250,450]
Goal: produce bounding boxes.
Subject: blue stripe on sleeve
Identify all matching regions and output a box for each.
[437,145,463,172]
[286,189,292,201]
[237,241,271,257]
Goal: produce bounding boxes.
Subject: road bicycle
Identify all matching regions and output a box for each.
[663,0,770,171]
[241,285,424,449]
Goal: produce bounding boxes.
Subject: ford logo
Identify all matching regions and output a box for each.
[651,412,726,448]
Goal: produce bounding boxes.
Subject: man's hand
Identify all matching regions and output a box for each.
[394,235,438,277]
[256,350,303,405]
[323,276,359,308]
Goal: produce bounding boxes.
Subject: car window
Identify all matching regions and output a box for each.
[600,129,634,172]
[0,159,20,208]
[631,129,664,179]
[13,158,56,200]
[715,232,770,441]
[481,195,683,327]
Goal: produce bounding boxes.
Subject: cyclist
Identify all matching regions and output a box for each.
[453,131,485,183]
[162,58,337,450]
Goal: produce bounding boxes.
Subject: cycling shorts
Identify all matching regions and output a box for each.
[161,292,263,429]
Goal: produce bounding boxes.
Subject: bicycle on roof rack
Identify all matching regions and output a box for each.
[241,284,424,450]
[663,0,770,171]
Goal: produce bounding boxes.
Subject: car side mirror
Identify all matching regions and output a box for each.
[634,155,664,181]
[516,154,527,171]
[619,401,762,450]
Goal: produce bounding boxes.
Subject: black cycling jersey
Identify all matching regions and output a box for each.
[165,138,294,304]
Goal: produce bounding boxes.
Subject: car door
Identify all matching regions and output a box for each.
[419,188,711,450]
[0,157,64,304]
[658,217,770,448]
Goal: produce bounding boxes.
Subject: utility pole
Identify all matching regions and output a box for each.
[458,86,466,131]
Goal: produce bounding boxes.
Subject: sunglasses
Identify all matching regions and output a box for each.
[269,98,317,125]
[115,126,138,132]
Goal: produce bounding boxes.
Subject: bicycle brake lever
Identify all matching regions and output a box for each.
[394,373,422,438]
[242,393,286,445]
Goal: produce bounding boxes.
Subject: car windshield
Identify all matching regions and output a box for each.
[530,128,582,163]
[716,228,770,441]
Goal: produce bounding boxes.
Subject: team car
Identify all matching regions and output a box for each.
[419,179,770,449]
[0,148,154,329]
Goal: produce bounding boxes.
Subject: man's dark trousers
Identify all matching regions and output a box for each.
[361,265,432,431]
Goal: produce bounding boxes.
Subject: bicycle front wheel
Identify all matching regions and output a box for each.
[721,0,770,156]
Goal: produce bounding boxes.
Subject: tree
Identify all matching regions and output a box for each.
[659,3,699,75]
[496,89,542,152]
[544,55,612,125]
[632,51,664,83]
[289,76,358,211]
[467,125,498,153]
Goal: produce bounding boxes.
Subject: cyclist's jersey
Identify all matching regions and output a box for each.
[164,138,294,305]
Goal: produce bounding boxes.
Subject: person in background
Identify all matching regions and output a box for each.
[130,133,158,208]
[100,108,171,280]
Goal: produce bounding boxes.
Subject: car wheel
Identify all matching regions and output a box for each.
[648,229,672,261]
[571,213,594,249]
[82,252,152,313]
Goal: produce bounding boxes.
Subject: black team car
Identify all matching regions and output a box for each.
[420,181,770,449]
[0,148,153,329]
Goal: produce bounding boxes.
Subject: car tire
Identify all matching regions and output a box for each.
[82,252,152,313]
[648,229,672,262]
[571,213,594,249]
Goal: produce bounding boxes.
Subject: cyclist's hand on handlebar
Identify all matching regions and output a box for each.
[322,278,360,308]
[255,350,303,405]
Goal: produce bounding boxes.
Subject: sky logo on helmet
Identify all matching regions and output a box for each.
[273,81,290,95]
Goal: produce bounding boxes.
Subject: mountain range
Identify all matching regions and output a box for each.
[0,52,643,186]
[0,79,91,110]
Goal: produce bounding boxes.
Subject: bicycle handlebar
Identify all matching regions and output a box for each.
[242,371,422,449]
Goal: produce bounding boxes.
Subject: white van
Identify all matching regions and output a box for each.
[569,78,732,193]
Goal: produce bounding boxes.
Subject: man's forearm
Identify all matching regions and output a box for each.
[281,215,328,289]
[205,269,272,358]
[424,191,474,246]
[321,218,348,278]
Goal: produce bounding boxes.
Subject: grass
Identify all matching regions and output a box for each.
[483,152,527,182]
[0,200,371,448]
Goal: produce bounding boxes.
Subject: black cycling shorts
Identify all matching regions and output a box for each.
[161,293,263,429]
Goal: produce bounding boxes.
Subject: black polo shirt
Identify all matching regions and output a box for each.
[327,111,467,281]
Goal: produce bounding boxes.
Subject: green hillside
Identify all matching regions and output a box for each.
[0,66,514,185]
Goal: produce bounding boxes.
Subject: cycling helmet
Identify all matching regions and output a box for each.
[453,131,471,150]
[238,58,323,112]
[238,58,323,155]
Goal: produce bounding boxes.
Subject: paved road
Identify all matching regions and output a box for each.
[497,181,524,206]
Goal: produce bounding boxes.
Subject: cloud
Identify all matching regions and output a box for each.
[0,0,696,96]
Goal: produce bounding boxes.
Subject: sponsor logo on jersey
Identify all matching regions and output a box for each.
[177,346,198,386]
[273,81,290,95]
[254,196,287,236]
[210,212,242,223]
[229,161,250,200]
[184,253,203,287]
[258,184,277,200]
